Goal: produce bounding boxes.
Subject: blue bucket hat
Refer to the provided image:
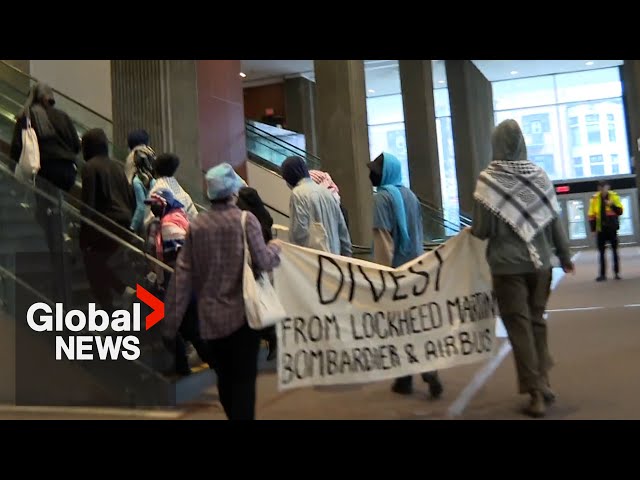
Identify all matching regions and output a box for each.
[205,163,245,200]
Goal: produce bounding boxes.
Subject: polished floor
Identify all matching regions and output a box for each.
[1,247,638,420]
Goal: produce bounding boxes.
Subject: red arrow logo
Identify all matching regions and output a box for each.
[136,284,164,330]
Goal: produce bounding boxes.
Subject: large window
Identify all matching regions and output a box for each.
[365,61,410,186]
[433,85,460,234]
[493,67,631,181]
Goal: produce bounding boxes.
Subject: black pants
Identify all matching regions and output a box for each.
[597,228,619,277]
[207,324,261,420]
[83,239,127,311]
[33,178,67,302]
[174,298,211,374]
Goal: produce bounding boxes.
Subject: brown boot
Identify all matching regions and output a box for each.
[524,391,546,418]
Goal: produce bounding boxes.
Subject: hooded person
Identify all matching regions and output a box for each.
[79,128,136,313]
[124,129,156,185]
[281,156,352,257]
[144,153,198,229]
[368,152,444,399]
[471,119,574,418]
[10,82,80,192]
[145,187,209,377]
[309,169,350,229]
[162,163,281,420]
[235,180,279,361]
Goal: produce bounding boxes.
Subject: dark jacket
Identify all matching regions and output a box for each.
[10,107,80,191]
[237,187,273,242]
[79,129,135,250]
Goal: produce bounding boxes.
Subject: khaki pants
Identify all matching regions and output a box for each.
[493,270,554,394]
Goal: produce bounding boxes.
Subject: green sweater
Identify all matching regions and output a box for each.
[471,201,572,275]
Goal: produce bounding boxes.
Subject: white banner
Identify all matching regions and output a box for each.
[273,229,498,391]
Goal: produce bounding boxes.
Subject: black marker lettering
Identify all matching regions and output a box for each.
[389,271,409,301]
[409,262,430,296]
[317,255,344,305]
[358,266,386,302]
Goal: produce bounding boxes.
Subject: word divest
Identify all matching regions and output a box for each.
[273,229,498,390]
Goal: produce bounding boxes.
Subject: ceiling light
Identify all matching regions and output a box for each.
[368,89,375,93]
[239,72,247,78]
[510,70,518,75]
[438,80,445,84]
[585,61,594,66]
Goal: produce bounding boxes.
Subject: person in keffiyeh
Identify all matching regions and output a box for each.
[471,119,574,418]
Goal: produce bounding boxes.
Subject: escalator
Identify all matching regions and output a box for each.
[0,60,468,241]
[0,62,468,406]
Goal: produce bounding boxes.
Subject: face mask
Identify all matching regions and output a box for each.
[369,170,382,188]
[151,204,165,218]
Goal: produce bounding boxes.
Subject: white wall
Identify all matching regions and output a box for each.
[30,60,113,120]
[246,161,290,230]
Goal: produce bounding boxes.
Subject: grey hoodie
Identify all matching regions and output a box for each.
[471,120,572,275]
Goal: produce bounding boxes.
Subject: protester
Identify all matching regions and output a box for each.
[471,119,574,418]
[236,184,278,361]
[79,128,136,313]
[282,156,352,256]
[368,152,444,399]
[124,129,155,185]
[309,169,350,229]
[130,147,156,235]
[144,153,198,228]
[162,163,282,420]
[10,82,81,300]
[125,128,156,236]
[145,188,209,376]
[588,180,624,281]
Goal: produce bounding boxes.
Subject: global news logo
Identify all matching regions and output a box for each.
[26,284,164,361]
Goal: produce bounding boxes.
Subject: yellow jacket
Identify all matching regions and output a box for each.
[588,191,623,233]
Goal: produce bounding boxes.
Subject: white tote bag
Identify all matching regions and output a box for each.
[16,116,40,183]
[241,211,287,330]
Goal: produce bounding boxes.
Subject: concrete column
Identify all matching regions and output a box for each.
[621,61,640,199]
[111,60,246,203]
[284,76,317,155]
[446,60,495,215]
[399,60,444,239]
[314,60,373,246]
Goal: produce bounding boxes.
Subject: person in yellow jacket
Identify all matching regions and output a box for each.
[588,181,624,281]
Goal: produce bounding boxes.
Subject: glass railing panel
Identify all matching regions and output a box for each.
[246,120,307,151]
[0,161,179,406]
[0,62,113,141]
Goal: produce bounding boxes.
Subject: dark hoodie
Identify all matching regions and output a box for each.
[10,83,80,191]
[237,187,274,242]
[80,129,135,249]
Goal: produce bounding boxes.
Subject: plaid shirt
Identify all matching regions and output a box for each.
[162,204,281,340]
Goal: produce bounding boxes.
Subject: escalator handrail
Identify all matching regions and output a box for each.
[246,121,322,164]
[0,61,113,124]
[0,157,173,274]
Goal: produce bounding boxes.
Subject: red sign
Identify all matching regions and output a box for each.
[556,185,570,194]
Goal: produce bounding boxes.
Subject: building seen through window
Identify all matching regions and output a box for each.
[493,67,630,181]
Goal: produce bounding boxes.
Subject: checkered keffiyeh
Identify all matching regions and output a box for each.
[474,160,560,268]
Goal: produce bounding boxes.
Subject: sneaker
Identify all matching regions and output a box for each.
[596,276,607,282]
[523,391,546,418]
[615,274,622,280]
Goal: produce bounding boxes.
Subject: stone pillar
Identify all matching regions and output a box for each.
[399,60,444,239]
[314,60,373,246]
[111,60,246,203]
[622,61,640,199]
[284,76,317,155]
[446,60,495,215]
